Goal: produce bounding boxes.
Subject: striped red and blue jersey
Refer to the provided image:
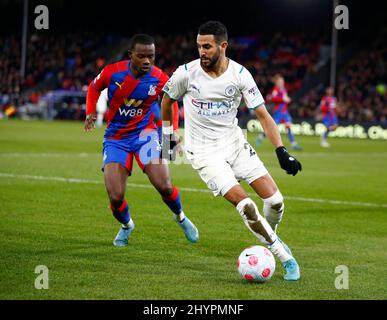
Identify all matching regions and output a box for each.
[320,95,337,117]
[270,85,288,114]
[86,60,171,139]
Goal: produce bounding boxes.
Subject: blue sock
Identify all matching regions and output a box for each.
[162,186,182,215]
[287,128,295,144]
[323,131,329,139]
[110,199,130,225]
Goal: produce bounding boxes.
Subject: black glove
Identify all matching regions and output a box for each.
[161,133,179,161]
[275,146,302,176]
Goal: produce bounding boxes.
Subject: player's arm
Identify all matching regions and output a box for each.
[255,104,283,148]
[161,94,179,160]
[172,101,180,133]
[160,65,188,160]
[160,94,180,161]
[161,93,175,132]
[255,105,302,176]
[240,68,302,176]
[84,67,110,132]
[158,93,179,132]
[159,72,180,133]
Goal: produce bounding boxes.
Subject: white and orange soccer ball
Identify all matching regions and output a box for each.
[237,245,276,283]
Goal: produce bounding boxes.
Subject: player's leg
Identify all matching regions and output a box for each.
[136,128,199,243]
[248,176,300,279]
[230,135,299,280]
[249,174,284,233]
[103,142,135,246]
[321,116,338,147]
[280,111,301,150]
[195,148,299,280]
[255,132,266,147]
[104,162,135,246]
[324,120,338,147]
[284,118,302,151]
[143,160,199,243]
[321,126,330,147]
[223,185,299,280]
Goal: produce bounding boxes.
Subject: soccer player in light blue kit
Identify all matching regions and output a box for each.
[84,34,198,246]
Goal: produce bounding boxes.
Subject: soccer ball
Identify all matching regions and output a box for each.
[237,245,276,283]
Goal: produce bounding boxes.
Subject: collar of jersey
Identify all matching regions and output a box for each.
[199,58,231,80]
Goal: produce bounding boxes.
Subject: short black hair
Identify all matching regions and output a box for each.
[198,21,228,43]
[128,34,155,50]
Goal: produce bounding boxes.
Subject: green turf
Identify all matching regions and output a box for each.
[0,119,386,300]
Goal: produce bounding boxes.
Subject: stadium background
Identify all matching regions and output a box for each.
[1,0,386,131]
[0,0,386,301]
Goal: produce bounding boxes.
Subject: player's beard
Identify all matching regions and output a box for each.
[200,48,221,70]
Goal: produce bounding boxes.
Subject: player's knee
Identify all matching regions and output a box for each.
[109,192,125,209]
[264,190,284,211]
[156,182,173,197]
[110,199,124,210]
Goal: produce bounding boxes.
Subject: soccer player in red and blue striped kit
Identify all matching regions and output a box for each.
[319,86,338,148]
[84,34,198,246]
[256,74,302,150]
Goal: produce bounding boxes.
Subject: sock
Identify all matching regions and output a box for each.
[236,198,277,245]
[175,211,186,223]
[263,190,284,233]
[323,131,328,140]
[236,198,293,263]
[287,128,295,144]
[110,199,130,225]
[269,238,293,263]
[162,186,183,216]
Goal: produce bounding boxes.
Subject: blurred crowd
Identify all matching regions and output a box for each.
[0,32,109,119]
[155,32,321,96]
[297,29,387,124]
[1,30,386,124]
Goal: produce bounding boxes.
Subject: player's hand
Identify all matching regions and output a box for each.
[161,132,180,161]
[84,112,97,132]
[275,146,302,176]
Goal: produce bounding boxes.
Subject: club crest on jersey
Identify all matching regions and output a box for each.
[225,85,236,97]
[148,85,157,96]
[207,179,218,191]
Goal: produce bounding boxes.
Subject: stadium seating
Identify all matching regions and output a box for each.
[1,30,386,123]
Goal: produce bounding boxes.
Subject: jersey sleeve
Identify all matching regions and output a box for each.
[92,66,112,91]
[86,66,112,115]
[239,68,265,110]
[162,65,188,100]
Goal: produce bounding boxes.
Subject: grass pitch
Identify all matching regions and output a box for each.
[0,120,386,300]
